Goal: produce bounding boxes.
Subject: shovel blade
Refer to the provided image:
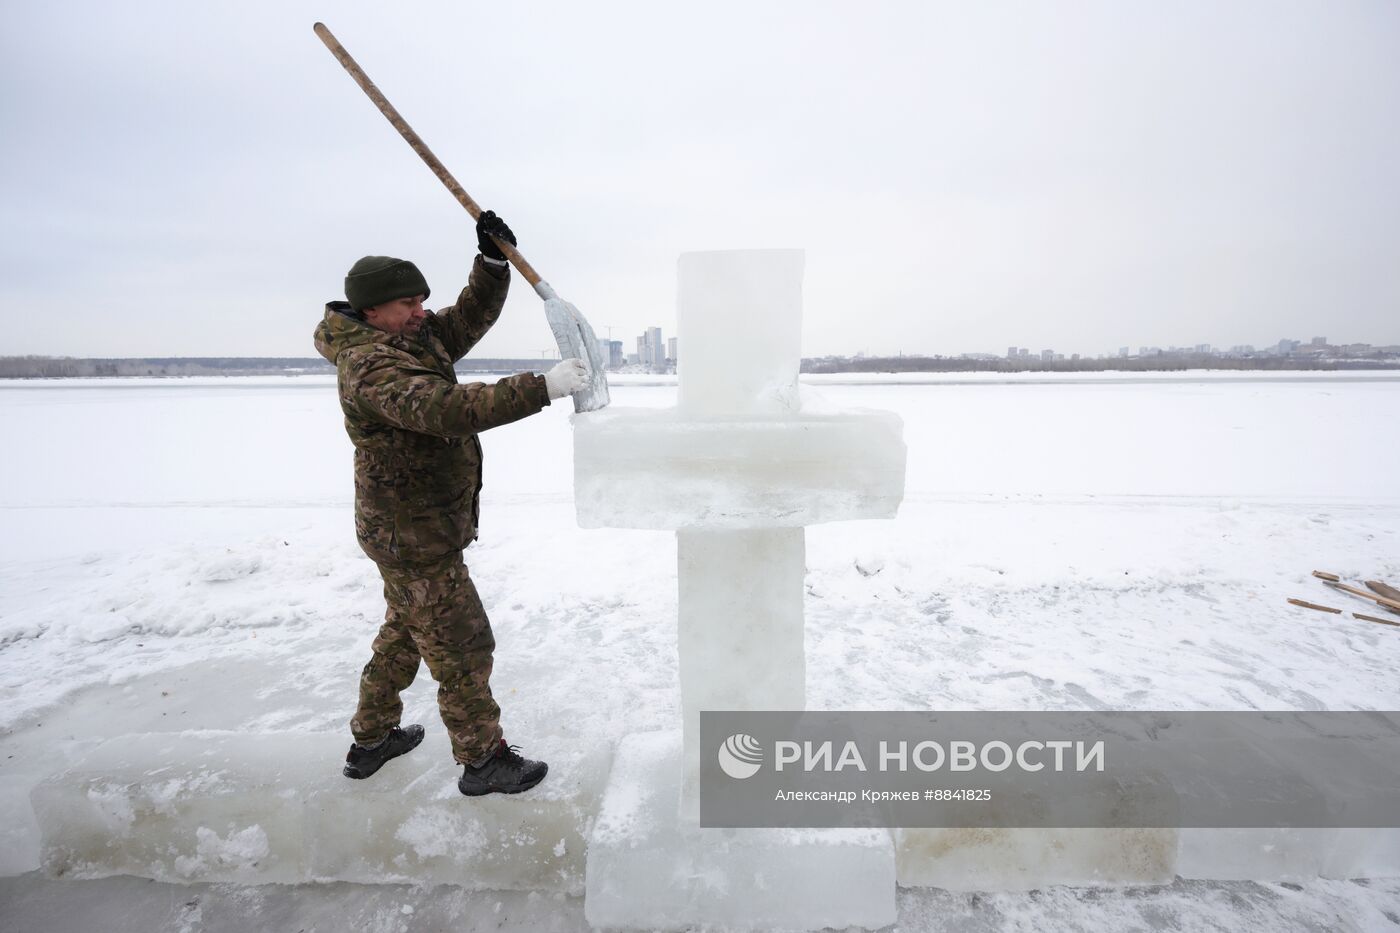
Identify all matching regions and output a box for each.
[543,296,611,412]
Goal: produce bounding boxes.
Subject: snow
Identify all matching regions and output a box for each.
[2,371,1400,928]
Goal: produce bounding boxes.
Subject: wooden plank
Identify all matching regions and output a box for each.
[1311,570,1341,582]
[1324,581,1400,614]
[1365,580,1400,603]
[1288,598,1342,613]
[1354,612,1400,628]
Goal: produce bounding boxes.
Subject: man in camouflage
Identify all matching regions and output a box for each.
[313,211,588,796]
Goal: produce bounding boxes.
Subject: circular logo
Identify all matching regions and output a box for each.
[717,733,763,779]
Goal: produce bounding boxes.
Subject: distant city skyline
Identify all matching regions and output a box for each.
[982,335,1397,362]
[592,327,1396,369]
[8,329,1398,368]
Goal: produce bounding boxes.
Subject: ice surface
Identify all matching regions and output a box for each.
[32,730,608,891]
[894,759,1181,891]
[34,731,317,883]
[307,741,610,892]
[7,872,1400,933]
[676,249,805,417]
[1178,828,1400,883]
[678,528,805,815]
[896,727,1400,888]
[1319,829,1400,879]
[4,374,1400,925]
[897,828,1177,890]
[585,730,896,931]
[0,736,98,878]
[0,774,42,876]
[1176,829,1327,881]
[573,406,907,529]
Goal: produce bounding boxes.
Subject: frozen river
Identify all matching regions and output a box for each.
[1,371,1398,930]
[2,371,1395,524]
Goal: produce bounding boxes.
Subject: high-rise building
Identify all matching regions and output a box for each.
[1041,349,1054,361]
[597,340,625,369]
[646,327,664,371]
[633,327,667,371]
[1007,346,1018,359]
[667,337,677,363]
[1311,336,1327,347]
[1119,347,1130,358]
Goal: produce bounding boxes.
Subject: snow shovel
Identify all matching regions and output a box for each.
[313,22,610,412]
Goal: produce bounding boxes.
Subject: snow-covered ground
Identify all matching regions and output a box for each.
[2,371,1399,930]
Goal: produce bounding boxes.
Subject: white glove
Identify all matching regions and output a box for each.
[544,358,589,400]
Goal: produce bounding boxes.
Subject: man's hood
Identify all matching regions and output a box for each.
[314,301,396,364]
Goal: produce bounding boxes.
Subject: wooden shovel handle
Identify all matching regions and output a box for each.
[313,22,543,287]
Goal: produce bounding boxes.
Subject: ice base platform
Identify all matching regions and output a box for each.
[31,730,609,892]
[584,730,896,931]
[24,730,1399,905]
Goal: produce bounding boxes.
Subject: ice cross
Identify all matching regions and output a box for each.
[575,249,907,809]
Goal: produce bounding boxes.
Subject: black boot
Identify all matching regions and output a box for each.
[343,724,425,779]
[458,739,548,796]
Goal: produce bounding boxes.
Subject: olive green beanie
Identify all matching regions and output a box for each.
[344,256,431,311]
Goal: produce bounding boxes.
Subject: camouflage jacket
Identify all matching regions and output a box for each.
[313,257,550,567]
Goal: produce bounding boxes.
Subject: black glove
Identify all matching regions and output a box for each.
[476,209,517,262]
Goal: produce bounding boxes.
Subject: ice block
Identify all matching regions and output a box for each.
[585,731,896,931]
[1176,828,1327,881]
[898,828,1178,890]
[676,249,805,417]
[32,730,608,891]
[573,407,907,529]
[574,248,907,928]
[677,528,805,815]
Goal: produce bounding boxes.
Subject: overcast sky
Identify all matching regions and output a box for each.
[2,1,1397,360]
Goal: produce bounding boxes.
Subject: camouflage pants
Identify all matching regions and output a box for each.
[351,552,502,765]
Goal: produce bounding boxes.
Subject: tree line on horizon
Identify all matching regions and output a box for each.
[802,354,1400,374]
